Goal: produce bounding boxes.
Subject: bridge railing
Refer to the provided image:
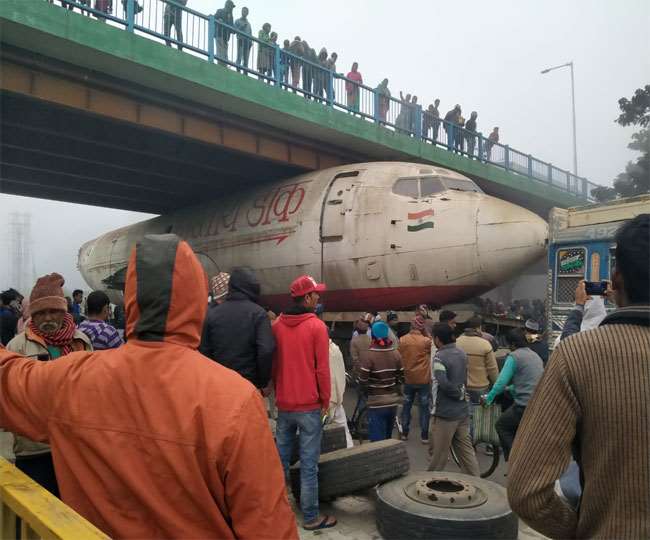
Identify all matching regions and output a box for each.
[48,0,599,202]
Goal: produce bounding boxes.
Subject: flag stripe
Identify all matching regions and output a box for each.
[407,209,434,220]
[407,222,434,232]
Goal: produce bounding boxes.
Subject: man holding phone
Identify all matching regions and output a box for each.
[560,280,612,341]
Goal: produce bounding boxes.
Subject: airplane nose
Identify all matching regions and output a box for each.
[476,197,548,286]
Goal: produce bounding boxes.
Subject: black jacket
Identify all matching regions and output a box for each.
[199,268,275,388]
[0,307,18,346]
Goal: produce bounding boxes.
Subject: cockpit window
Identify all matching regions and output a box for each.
[392,175,483,198]
[392,178,419,199]
[420,177,445,197]
[441,177,483,193]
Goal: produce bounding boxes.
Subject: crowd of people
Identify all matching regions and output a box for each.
[0,214,649,539]
[44,0,502,156]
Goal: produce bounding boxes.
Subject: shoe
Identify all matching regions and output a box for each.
[421,438,429,444]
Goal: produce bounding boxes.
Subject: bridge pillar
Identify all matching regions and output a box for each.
[504,145,510,170]
[548,163,553,184]
[478,133,484,161]
[274,45,281,87]
[528,155,533,178]
[414,105,422,138]
[126,0,134,32]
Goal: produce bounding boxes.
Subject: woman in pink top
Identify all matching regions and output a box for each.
[346,62,363,113]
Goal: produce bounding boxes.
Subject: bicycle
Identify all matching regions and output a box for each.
[449,401,501,478]
[450,439,500,478]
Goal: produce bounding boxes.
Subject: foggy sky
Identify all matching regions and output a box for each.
[1,0,648,293]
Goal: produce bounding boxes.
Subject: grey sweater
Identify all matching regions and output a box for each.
[432,343,469,420]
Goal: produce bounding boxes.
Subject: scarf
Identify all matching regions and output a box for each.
[29,312,77,355]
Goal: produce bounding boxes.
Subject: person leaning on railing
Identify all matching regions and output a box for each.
[163,0,187,50]
[214,0,235,65]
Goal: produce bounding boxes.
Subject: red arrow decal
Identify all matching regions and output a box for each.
[215,234,290,249]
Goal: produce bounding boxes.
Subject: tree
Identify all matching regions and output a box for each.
[607,85,650,199]
[591,185,617,203]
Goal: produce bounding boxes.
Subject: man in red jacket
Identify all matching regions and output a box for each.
[272,275,336,531]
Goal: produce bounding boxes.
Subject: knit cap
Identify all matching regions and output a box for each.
[29,273,68,315]
[371,321,390,340]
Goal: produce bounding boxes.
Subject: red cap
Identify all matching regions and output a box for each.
[290,275,326,297]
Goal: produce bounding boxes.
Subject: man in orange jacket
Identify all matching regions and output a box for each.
[0,234,297,540]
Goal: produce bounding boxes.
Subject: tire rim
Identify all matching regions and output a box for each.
[403,475,488,509]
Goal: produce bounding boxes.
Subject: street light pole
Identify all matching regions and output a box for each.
[541,61,578,176]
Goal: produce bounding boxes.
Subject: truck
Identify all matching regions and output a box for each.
[546,194,650,347]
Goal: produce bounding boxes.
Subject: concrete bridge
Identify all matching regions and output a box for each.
[0,0,598,216]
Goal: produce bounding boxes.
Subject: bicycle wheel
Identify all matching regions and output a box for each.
[355,407,369,444]
[450,442,500,479]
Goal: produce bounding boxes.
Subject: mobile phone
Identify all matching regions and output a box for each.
[584,281,608,296]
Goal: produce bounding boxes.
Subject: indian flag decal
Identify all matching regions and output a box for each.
[407,209,434,232]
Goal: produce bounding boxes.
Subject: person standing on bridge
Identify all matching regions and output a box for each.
[257,23,273,79]
[485,126,499,161]
[0,235,298,539]
[508,215,650,539]
[346,62,363,114]
[443,104,461,151]
[465,111,478,157]
[163,0,187,51]
[234,7,253,71]
[375,79,391,123]
[430,99,441,141]
[289,37,304,89]
[214,0,235,65]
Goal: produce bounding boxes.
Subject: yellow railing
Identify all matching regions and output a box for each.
[0,458,110,540]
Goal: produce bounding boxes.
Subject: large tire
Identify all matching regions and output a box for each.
[291,439,409,500]
[290,424,347,465]
[376,472,518,540]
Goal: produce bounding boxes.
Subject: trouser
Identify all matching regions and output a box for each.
[330,403,354,448]
[164,9,183,49]
[401,383,431,439]
[427,416,479,476]
[16,452,60,497]
[368,406,396,442]
[432,122,440,142]
[275,409,322,523]
[216,38,229,64]
[291,64,301,88]
[236,41,251,68]
[466,135,476,156]
[495,404,526,461]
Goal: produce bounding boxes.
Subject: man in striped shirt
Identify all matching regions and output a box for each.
[78,291,123,350]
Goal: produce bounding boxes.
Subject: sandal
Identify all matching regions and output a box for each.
[303,515,337,531]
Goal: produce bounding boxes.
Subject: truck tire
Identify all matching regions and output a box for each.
[291,439,409,500]
[290,424,347,465]
[376,472,518,540]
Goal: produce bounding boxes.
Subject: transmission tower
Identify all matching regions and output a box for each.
[8,212,34,295]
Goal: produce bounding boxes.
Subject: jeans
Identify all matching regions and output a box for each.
[275,409,322,523]
[495,404,526,461]
[368,406,396,442]
[401,384,431,439]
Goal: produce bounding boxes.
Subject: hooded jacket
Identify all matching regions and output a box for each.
[272,306,331,412]
[0,235,297,540]
[200,267,275,388]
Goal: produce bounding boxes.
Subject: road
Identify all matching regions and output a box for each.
[290,389,547,539]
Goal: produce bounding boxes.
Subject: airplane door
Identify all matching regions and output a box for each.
[320,171,359,241]
[319,171,359,281]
